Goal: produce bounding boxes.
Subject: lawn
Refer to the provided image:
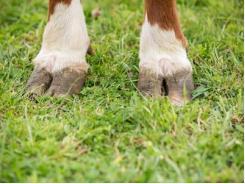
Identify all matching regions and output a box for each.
[0,0,244,182]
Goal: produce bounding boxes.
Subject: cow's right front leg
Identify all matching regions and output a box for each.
[27,0,90,97]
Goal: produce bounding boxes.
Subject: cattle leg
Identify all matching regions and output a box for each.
[27,0,90,97]
[138,0,194,105]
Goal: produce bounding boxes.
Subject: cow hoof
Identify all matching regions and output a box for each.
[27,66,87,98]
[137,68,194,106]
[26,68,52,98]
[46,67,87,97]
[166,71,194,106]
[137,68,163,97]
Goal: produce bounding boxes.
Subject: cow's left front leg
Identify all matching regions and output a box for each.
[27,0,90,97]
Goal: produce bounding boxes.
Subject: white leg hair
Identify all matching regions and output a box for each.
[139,16,192,77]
[34,0,90,73]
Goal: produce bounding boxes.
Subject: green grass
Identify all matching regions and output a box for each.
[0,0,244,182]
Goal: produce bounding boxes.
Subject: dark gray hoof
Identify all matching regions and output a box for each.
[46,67,87,97]
[137,69,163,97]
[26,68,52,98]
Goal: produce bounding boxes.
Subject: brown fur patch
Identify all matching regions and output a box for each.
[48,0,72,19]
[145,0,188,48]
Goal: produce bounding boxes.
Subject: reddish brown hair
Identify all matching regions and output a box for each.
[48,0,72,19]
[145,0,188,48]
